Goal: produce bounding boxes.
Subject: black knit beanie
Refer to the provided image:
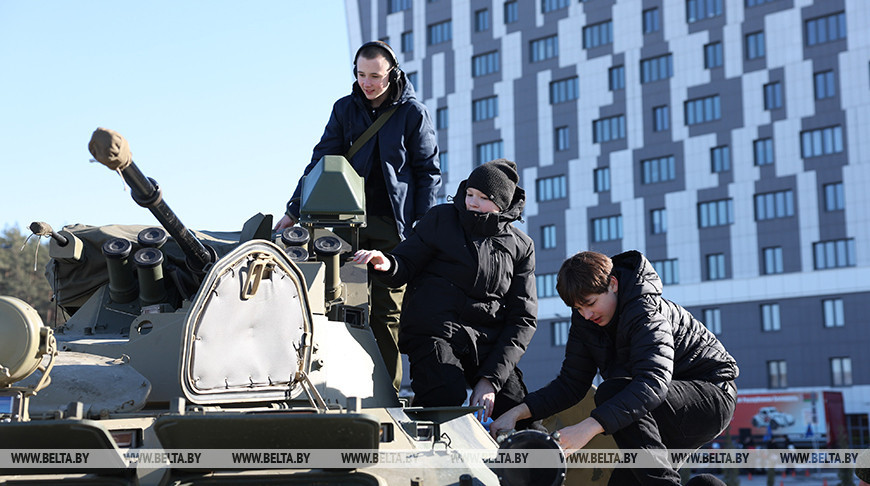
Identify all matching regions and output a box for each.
[466,158,519,211]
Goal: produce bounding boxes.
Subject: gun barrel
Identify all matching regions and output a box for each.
[124,165,212,270]
[29,221,68,246]
[88,127,215,273]
[121,163,214,273]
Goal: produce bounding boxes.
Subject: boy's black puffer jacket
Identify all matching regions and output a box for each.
[524,250,738,434]
[375,181,537,392]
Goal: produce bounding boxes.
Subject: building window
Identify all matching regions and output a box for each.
[768,360,787,388]
[541,225,557,249]
[755,189,795,221]
[504,1,518,24]
[823,298,845,328]
[530,35,559,62]
[832,357,853,386]
[653,105,670,132]
[762,303,781,331]
[592,215,623,242]
[550,77,579,103]
[472,96,498,122]
[706,253,726,280]
[427,20,452,45]
[555,126,570,151]
[609,65,625,91]
[703,308,722,334]
[824,182,844,211]
[754,138,774,166]
[815,70,836,100]
[762,247,783,275]
[541,0,569,13]
[806,12,846,46]
[388,0,412,13]
[747,0,778,5]
[583,20,613,49]
[848,414,870,448]
[474,9,490,32]
[594,168,610,193]
[711,145,730,172]
[536,175,567,202]
[764,82,782,110]
[801,125,843,158]
[685,95,721,125]
[472,51,500,77]
[592,115,626,143]
[407,72,419,94]
[813,238,856,270]
[643,8,660,33]
[436,107,448,130]
[651,258,679,285]
[641,54,673,83]
[698,199,733,228]
[440,151,448,176]
[476,140,503,165]
[641,155,676,184]
[745,31,765,60]
[552,320,570,346]
[536,273,557,298]
[401,31,414,53]
[704,42,723,68]
[651,208,667,235]
[687,0,723,23]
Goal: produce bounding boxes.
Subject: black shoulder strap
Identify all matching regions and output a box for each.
[345,105,399,161]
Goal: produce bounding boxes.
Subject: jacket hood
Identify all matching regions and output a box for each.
[612,250,663,305]
[452,179,525,236]
[351,70,415,108]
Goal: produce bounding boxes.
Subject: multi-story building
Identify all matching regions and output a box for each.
[346,0,870,444]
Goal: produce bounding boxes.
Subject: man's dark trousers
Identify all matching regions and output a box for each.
[595,377,736,486]
[336,215,404,392]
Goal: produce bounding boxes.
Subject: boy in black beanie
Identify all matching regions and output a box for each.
[465,158,519,211]
[354,159,537,423]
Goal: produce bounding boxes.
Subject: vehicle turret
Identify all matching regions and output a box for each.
[0,128,607,486]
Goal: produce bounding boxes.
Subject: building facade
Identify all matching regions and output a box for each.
[346,0,870,444]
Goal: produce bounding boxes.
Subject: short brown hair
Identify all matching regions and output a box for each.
[556,251,613,307]
[355,41,398,69]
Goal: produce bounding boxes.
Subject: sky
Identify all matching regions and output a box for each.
[0,1,354,234]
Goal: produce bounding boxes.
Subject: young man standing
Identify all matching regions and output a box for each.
[276,41,441,392]
[490,250,739,485]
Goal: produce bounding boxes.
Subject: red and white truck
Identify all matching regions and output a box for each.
[729,389,847,447]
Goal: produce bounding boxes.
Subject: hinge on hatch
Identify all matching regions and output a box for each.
[241,254,274,300]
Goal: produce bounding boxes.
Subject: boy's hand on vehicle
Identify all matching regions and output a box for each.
[489,411,517,439]
[273,214,297,231]
[556,417,604,454]
[488,403,531,440]
[470,378,496,422]
[352,249,391,272]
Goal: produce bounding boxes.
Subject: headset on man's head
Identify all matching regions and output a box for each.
[353,40,401,84]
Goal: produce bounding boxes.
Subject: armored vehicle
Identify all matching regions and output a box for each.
[0,128,610,486]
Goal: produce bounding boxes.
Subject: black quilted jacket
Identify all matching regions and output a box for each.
[374,181,537,393]
[524,250,738,434]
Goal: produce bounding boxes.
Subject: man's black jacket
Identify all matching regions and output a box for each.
[524,250,738,434]
[374,181,537,393]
